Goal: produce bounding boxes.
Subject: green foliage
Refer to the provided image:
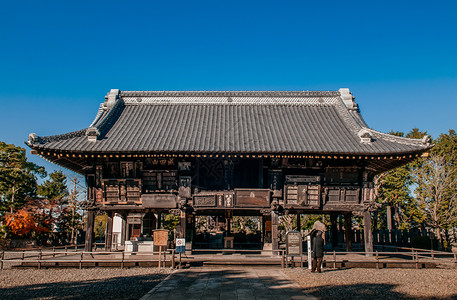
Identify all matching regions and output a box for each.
[409,129,457,249]
[375,129,428,229]
[37,171,68,205]
[162,214,180,231]
[94,214,107,239]
[232,216,259,233]
[0,142,46,214]
[279,214,328,231]
[0,141,85,245]
[301,215,329,230]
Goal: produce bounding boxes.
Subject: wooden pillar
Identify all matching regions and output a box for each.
[363,210,373,256]
[330,213,338,249]
[123,214,129,243]
[226,218,231,235]
[85,210,95,252]
[387,206,393,231]
[157,212,162,229]
[344,212,353,252]
[261,215,266,243]
[186,214,195,254]
[178,210,187,239]
[105,212,113,252]
[151,213,157,230]
[296,213,301,231]
[120,214,126,246]
[271,210,279,255]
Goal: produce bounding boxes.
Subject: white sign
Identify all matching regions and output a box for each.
[176,238,185,247]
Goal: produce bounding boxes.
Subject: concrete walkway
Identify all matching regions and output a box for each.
[140,267,316,300]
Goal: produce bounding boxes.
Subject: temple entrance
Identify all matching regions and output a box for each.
[192,214,265,250]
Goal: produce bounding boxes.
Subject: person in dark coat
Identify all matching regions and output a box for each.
[311,230,325,273]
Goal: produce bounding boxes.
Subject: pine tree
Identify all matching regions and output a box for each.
[0,142,46,214]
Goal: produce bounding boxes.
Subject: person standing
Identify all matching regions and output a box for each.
[311,230,325,273]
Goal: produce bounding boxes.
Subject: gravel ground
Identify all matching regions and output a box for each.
[0,268,173,300]
[284,268,457,299]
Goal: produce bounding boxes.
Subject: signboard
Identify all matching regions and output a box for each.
[193,195,216,207]
[142,194,177,208]
[285,175,320,184]
[153,229,169,246]
[235,189,270,207]
[176,238,185,253]
[286,230,302,256]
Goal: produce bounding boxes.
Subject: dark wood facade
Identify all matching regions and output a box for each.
[27,89,431,252]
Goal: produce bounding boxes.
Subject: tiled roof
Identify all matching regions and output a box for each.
[27,89,430,155]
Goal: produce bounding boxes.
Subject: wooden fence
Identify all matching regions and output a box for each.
[0,248,178,270]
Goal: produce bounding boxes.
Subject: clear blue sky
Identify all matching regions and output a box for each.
[1,0,456,177]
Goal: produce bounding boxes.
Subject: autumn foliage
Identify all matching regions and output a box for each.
[4,209,49,236]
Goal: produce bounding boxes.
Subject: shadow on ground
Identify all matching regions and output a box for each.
[0,273,169,300]
[143,268,307,299]
[302,282,457,300]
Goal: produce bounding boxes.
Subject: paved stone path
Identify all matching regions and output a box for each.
[140,267,316,300]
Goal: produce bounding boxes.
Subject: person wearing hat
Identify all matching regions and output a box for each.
[311,230,325,273]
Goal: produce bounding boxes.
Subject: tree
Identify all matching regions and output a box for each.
[4,209,49,236]
[412,130,457,249]
[0,142,46,214]
[37,170,69,237]
[375,129,427,230]
[66,177,84,244]
[412,155,457,248]
[232,216,259,234]
[37,171,68,212]
[163,214,180,231]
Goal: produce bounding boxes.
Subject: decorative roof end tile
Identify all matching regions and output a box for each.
[422,135,431,146]
[104,89,120,109]
[86,127,100,142]
[339,88,358,110]
[28,133,38,144]
[358,129,373,144]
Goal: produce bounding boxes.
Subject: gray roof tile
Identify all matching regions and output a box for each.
[27,90,430,155]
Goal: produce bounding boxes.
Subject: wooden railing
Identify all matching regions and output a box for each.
[283,249,457,269]
[0,249,178,270]
[1,247,455,270]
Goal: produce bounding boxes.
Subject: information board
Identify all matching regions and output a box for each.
[153,229,169,246]
[286,231,302,256]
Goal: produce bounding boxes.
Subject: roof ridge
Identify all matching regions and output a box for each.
[119,90,341,97]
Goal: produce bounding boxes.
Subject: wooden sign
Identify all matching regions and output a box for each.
[286,231,302,256]
[286,175,320,184]
[153,229,169,246]
[193,195,216,207]
[235,189,270,207]
[143,194,177,208]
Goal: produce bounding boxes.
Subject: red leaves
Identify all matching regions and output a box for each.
[4,209,50,236]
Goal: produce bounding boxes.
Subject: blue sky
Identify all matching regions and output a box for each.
[1,0,456,177]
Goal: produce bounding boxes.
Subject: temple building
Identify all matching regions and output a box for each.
[26,88,431,253]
